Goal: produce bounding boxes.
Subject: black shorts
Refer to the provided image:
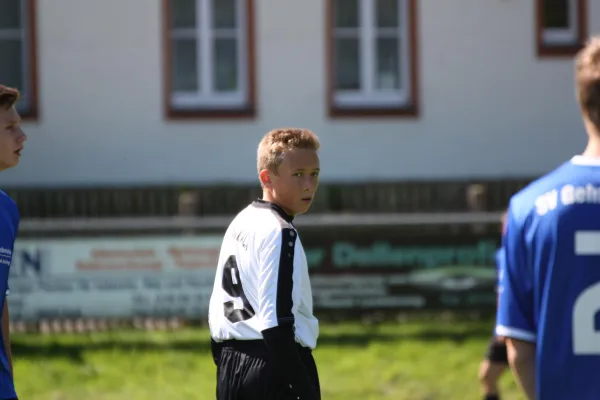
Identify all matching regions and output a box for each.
[215,340,320,400]
[485,336,508,364]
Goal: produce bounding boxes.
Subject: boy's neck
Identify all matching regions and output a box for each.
[582,119,600,157]
[583,136,600,158]
[261,191,294,217]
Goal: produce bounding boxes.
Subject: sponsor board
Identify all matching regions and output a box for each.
[8,224,501,320]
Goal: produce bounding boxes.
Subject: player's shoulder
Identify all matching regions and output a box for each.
[232,200,295,238]
[0,190,18,215]
[508,159,579,222]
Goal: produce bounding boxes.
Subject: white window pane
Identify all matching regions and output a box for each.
[172,38,198,92]
[376,0,399,28]
[376,38,400,90]
[334,0,359,28]
[213,38,238,92]
[170,0,196,29]
[212,0,236,29]
[334,38,361,90]
[0,40,23,90]
[0,0,21,29]
[542,0,570,29]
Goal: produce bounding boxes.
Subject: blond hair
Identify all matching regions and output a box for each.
[257,128,320,174]
[0,85,20,110]
[575,36,600,130]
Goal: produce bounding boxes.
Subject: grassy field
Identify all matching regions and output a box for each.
[12,318,524,400]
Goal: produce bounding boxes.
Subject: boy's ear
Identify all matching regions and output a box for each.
[259,169,272,187]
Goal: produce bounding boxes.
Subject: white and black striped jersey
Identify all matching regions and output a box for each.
[208,200,319,349]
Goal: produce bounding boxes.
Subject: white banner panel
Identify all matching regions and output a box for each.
[7,236,222,321]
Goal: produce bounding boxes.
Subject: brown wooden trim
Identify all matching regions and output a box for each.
[162,0,171,119]
[162,0,256,120]
[326,0,419,118]
[536,0,587,58]
[325,0,334,117]
[20,0,39,120]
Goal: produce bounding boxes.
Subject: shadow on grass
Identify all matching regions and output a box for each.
[318,323,492,347]
[12,322,493,363]
[13,338,214,363]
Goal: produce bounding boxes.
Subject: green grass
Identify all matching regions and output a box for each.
[12,319,524,399]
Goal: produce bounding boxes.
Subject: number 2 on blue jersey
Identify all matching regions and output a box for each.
[573,230,600,355]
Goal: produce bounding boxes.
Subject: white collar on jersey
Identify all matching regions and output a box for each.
[571,155,600,166]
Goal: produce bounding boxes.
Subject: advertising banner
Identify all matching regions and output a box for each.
[8,224,501,320]
[8,236,222,321]
[301,225,500,312]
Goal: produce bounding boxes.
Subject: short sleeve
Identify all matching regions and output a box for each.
[256,227,296,331]
[495,206,536,342]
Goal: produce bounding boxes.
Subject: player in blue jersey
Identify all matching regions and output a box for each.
[478,212,508,400]
[0,85,27,400]
[495,37,600,400]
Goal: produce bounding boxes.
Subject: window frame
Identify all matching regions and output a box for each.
[0,0,39,119]
[536,0,587,57]
[162,0,256,119]
[326,0,419,118]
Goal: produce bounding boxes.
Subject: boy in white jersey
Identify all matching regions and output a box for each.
[209,128,321,400]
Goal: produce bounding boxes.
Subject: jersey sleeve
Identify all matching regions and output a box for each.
[495,206,537,342]
[8,206,18,298]
[256,227,296,331]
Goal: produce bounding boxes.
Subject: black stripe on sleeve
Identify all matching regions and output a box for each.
[276,228,296,326]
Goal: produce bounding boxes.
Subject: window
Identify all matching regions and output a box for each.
[163,0,255,118]
[0,0,38,118]
[537,0,587,56]
[327,0,418,117]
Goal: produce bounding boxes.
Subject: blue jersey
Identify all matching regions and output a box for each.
[496,156,600,400]
[0,191,18,399]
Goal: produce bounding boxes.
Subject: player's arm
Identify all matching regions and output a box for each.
[257,227,318,400]
[2,299,12,376]
[495,206,536,399]
[506,338,535,400]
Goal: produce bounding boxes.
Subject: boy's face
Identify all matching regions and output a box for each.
[266,148,320,216]
[0,106,26,171]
